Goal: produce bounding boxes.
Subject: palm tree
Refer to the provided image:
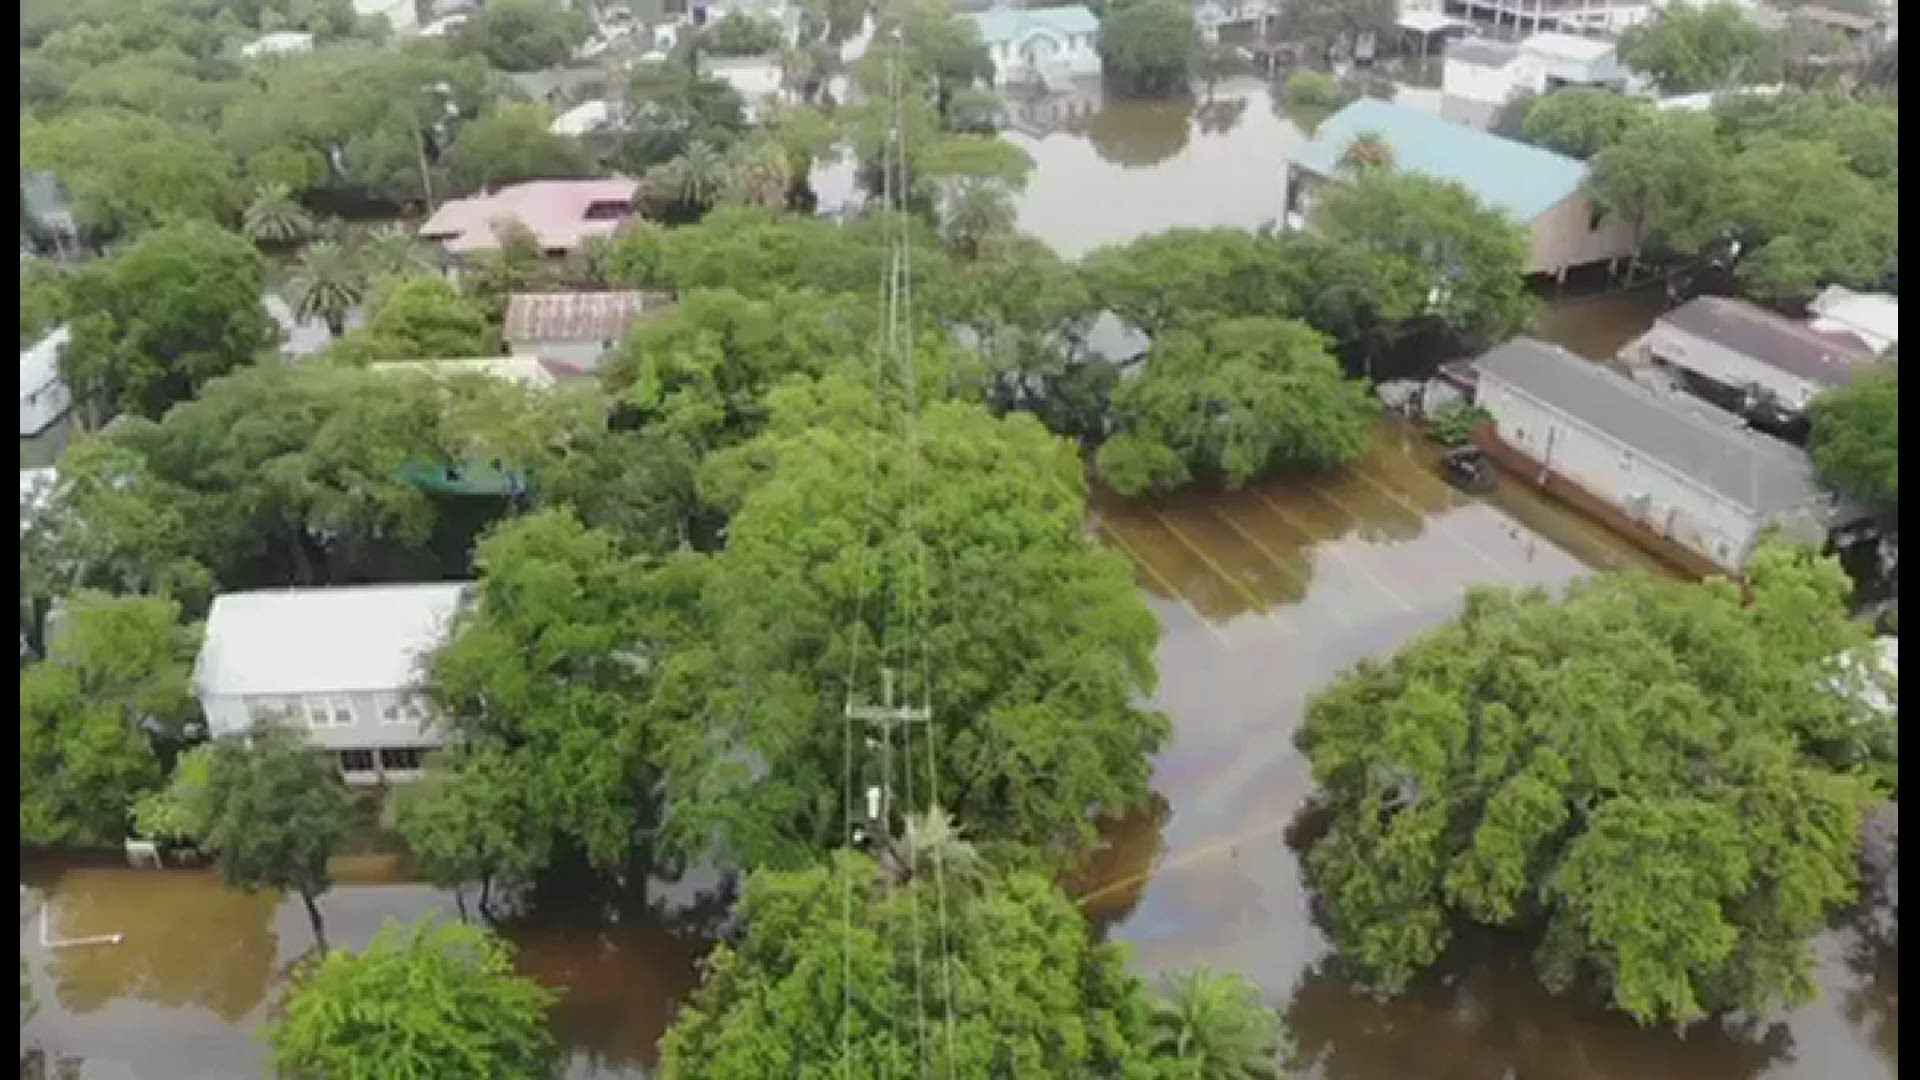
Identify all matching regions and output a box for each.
[1337,131,1394,172]
[721,138,793,210]
[352,224,436,282]
[940,179,1017,260]
[1147,965,1288,1080]
[287,240,366,338]
[647,141,730,215]
[882,805,986,890]
[242,184,313,247]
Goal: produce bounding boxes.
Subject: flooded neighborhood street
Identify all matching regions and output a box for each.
[20,78,1894,1080]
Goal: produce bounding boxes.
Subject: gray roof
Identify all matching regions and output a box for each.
[194,583,473,696]
[1447,38,1519,66]
[1658,296,1874,388]
[1475,337,1824,515]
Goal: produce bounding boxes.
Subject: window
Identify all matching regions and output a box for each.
[306,696,355,729]
[1620,450,1634,473]
[384,695,428,725]
[340,749,375,774]
[380,747,426,772]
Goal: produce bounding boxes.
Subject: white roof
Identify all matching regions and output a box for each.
[1521,31,1615,62]
[194,583,473,696]
[240,31,314,57]
[420,13,469,36]
[551,100,624,136]
[1655,84,1784,111]
[1808,286,1899,354]
[20,325,69,404]
[1398,10,1467,32]
[369,356,559,389]
[19,467,57,533]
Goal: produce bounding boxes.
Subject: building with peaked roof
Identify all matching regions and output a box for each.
[1807,286,1898,355]
[971,5,1102,88]
[1284,98,1636,278]
[417,179,641,261]
[20,325,71,439]
[1635,296,1877,420]
[550,99,629,137]
[1474,337,1838,574]
[1441,32,1631,129]
[193,583,473,784]
[504,291,674,372]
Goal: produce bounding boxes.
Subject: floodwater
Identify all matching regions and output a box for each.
[19,78,1894,1079]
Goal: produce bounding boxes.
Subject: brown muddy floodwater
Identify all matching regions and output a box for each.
[21,82,1894,1080]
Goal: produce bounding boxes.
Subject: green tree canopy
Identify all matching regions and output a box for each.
[440,101,593,196]
[1618,1,1785,93]
[20,591,195,846]
[1096,316,1373,496]
[1098,0,1201,98]
[1294,545,1894,1026]
[267,916,558,1078]
[1724,136,1897,299]
[1807,364,1898,518]
[702,11,787,56]
[22,109,241,243]
[650,377,1168,869]
[61,221,272,424]
[1079,228,1296,337]
[1587,111,1736,260]
[202,721,356,950]
[330,275,501,363]
[452,0,590,71]
[1520,87,1656,159]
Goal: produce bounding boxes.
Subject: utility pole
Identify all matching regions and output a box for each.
[845,667,931,843]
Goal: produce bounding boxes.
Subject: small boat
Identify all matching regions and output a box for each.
[1439,445,1496,494]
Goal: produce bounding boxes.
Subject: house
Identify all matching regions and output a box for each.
[240,31,315,59]
[970,5,1102,89]
[699,55,787,123]
[1632,296,1877,421]
[504,291,674,372]
[420,13,470,36]
[1792,4,1894,45]
[1193,0,1279,44]
[1807,286,1898,355]
[1284,99,1637,278]
[353,0,420,35]
[20,325,71,439]
[1441,33,1630,128]
[416,179,641,263]
[1654,84,1785,111]
[193,583,474,784]
[1442,0,1666,35]
[1474,337,1838,575]
[369,355,567,389]
[550,100,629,138]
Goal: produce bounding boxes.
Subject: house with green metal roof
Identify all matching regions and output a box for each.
[1283,98,1638,279]
[970,4,1101,88]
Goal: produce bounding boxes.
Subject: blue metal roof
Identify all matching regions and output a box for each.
[1290,99,1590,222]
[970,4,1099,45]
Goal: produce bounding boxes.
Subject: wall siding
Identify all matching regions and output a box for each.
[1642,322,1823,407]
[1528,193,1638,277]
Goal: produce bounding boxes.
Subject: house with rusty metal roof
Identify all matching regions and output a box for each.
[1635,296,1878,421]
[503,290,674,373]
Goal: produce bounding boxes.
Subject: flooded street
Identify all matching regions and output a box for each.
[20,78,1893,1079]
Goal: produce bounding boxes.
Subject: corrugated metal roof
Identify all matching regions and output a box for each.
[194,583,472,696]
[971,4,1099,45]
[1291,98,1589,221]
[503,291,670,343]
[416,179,640,256]
[1475,337,1824,515]
[1658,296,1875,388]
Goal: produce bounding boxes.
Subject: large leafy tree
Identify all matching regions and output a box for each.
[1079,228,1296,338]
[1308,170,1534,354]
[267,916,557,1078]
[1294,545,1894,1026]
[425,510,675,873]
[330,275,501,363]
[1098,0,1200,99]
[1618,1,1785,93]
[1587,111,1736,261]
[1724,136,1897,300]
[1519,87,1656,159]
[19,592,195,846]
[1095,316,1374,496]
[440,101,593,196]
[1807,364,1898,519]
[453,0,590,72]
[392,749,553,920]
[21,109,240,244]
[1277,0,1397,63]
[616,60,750,172]
[60,221,272,425]
[659,853,1163,1076]
[201,721,356,951]
[652,377,1168,869]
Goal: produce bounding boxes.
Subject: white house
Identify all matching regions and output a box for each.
[1807,286,1898,355]
[1286,99,1637,278]
[1634,296,1878,418]
[970,5,1102,89]
[550,99,629,137]
[20,325,72,439]
[369,355,567,388]
[353,0,420,35]
[1441,32,1630,128]
[240,31,315,59]
[504,291,673,373]
[193,583,474,785]
[1475,337,1837,574]
[699,55,787,123]
[1444,0,1666,35]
